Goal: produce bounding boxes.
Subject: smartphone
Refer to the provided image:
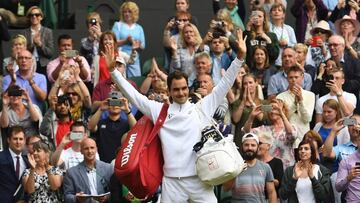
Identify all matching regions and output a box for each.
[324,74,334,83]
[261,105,273,112]
[64,50,78,58]
[343,118,357,126]
[355,162,360,169]
[108,91,123,99]
[8,89,23,97]
[108,99,123,107]
[70,132,83,140]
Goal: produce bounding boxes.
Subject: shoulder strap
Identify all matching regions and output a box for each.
[147,104,169,142]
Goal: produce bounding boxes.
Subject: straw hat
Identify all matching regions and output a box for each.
[310,20,333,36]
[335,15,360,37]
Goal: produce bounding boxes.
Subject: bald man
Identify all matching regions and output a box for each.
[2,50,47,109]
[63,138,113,203]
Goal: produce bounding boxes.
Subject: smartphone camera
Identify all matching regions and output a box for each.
[343,118,357,126]
[8,88,23,97]
[324,74,334,83]
[64,50,78,58]
[108,99,123,107]
[70,132,84,140]
[261,105,273,112]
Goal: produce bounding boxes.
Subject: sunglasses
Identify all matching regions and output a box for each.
[29,13,42,18]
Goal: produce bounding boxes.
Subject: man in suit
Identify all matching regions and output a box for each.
[0,126,29,203]
[63,138,113,203]
[328,35,360,113]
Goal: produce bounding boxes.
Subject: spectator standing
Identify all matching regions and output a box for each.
[47,34,91,84]
[276,65,315,147]
[244,99,297,169]
[23,6,54,76]
[2,50,47,111]
[335,120,360,203]
[3,34,27,76]
[269,3,297,67]
[335,15,360,59]
[279,139,331,202]
[80,12,103,67]
[0,126,29,203]
[0,85,42,137]
[291,0,328,43]
[257,132,284,197]
[88,96,136,163]
[63,138,113,203]
[22,141,63,203]
[112,1,145,78]
[223,133,277,203]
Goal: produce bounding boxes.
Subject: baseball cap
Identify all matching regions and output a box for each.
[115,56,126,66]
[242,133,259,144]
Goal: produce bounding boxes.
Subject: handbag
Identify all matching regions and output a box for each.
[194,105,246,186]
[114,104,168,199]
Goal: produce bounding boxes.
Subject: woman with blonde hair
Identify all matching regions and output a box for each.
[313,99,350,146]
[244,99,298,169]
[244,7,279,65]
[3,34,28,75]
[169,23,203,76]
[112,1,145,77]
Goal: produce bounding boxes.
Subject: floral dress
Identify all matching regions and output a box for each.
[23,166,63,203]
[251,125,297,170]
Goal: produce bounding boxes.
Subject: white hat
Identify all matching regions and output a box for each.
[335,15,360,37]
[310,20,333,36]
[242,133,259,144]
[115,56,126,65]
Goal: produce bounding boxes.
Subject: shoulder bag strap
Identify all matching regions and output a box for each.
[147,104,169,142]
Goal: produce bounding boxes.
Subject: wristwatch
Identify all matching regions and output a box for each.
[336,91,343,97]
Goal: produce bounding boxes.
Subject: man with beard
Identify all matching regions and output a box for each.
[223,133,277,203]
[40,94,73,149]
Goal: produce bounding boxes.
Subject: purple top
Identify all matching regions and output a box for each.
[335,150,360,203]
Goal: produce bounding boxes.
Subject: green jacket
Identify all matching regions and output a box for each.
[279,164,331,203]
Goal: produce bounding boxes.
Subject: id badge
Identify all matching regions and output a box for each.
[17,3,25,16]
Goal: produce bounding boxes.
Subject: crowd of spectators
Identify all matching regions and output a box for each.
[1,0,360,202]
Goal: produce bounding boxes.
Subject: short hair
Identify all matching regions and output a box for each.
[323,99,343,121]
[26,6,44,18]
[175,11,192,21]
[86,12,102,27]
[26,134,42,145]
[294,43,308,55]
[57,34,73,45]
[282,46,296,56]
[8,126,25,139]
[296,139,317,164]
[270,2,286,12]
[120,1,140,22]
[194,52,212,65]
[329,68,345,79]
[70,120,87,131]
[167,70,188,90]
[329,35,345,46]
[11,34,27,46]
[174,0,190,9]
[286,65,304,75]
[303,130,323,149]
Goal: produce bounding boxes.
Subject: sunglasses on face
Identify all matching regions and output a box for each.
[29,13,42,18]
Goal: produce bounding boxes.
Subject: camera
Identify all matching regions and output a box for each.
[324,74,334,83]
[70,132,84,140]
[90,18,97,26]
[64,50,78,58]
[8,88,23,97]
[154,94,163,102]
[356,162,360,169]
[57,94,71,105]
[108,99,123,107]
[261,105,273,112]
[108,91,123,99]
[343,118,357,126]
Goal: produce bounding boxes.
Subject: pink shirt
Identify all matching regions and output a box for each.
[46,56,91,82]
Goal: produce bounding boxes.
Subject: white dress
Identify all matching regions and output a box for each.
[295,164,320,203]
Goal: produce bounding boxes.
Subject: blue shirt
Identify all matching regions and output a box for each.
[267,71,312,96]
[319,126,337,146]
[3,71,47,109]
